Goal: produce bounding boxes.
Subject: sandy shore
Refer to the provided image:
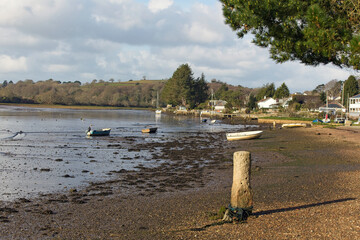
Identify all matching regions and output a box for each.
[1,125,359,239]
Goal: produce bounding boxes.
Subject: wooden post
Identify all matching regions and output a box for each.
[231,151,253,208]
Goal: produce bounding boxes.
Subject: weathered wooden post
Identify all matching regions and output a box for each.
[223,151,253,222]
[231,151,253,208]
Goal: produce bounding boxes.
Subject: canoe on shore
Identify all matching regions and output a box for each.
[226,130,263,141]
[141,127,158,133]
[282,123,307,128]
[87,128,111,136]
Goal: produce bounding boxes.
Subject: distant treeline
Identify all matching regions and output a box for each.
[0,78,254,109]
[2,75,352,111]
[0,79,166,107]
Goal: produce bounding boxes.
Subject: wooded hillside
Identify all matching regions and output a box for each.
[0,79,166,108]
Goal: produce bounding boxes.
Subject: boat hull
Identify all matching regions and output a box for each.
[226,131,263,141]
[282,123,307,128]
[87,128,111,136]
[141,127,157,133]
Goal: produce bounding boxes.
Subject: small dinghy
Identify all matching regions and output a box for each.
[282,123,307,128]
[226,130,263,141]
[141,127,157,133]
[86,128,111,136]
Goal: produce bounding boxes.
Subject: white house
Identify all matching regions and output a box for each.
[209,100,227,112]
[279,97,293,108]
[257,97,277,109]
[349,94,360,118]
[257,97,292,109]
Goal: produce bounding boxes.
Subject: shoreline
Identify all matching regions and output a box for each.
[0,103,155,111]
[1,126,359,239]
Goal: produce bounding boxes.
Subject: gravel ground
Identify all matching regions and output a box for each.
[0,125,359,239]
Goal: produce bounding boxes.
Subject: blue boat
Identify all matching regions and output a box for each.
[87,128,111,136]
[312,119,323,123]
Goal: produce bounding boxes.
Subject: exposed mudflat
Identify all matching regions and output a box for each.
[1,125,359,239]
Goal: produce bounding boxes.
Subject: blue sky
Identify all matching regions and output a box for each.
[0,0,356,92]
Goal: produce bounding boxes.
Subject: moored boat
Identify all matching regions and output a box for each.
[141,127,158,133]
[226,130,263,141]
[86,128,111,136]
[282,123,307,128]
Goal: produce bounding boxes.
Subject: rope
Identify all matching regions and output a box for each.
[223,204,253,223]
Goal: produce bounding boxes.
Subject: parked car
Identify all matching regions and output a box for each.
[334,117,345,123]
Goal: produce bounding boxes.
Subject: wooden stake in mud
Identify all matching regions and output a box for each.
[231,151,253,208]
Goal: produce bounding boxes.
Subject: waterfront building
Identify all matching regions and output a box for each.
[349,94,360,118]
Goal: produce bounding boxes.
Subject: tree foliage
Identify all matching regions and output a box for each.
[161,64,209,108]
[324,79,342,99]
[0,79,165,107]
[274,82,290,98]
[343,75,359,106]
[220,0,360,69]
[214,83,247,109]
[247,93,257,110]
[256,83,275,100]
[331,0,360,30]
[193,73,210,107]
[320,91,327,103]
[313,84,325,93]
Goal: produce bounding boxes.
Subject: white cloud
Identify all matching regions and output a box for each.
[45,42,72,57]
[0,55,27,72]
[0,0,356,92]
[0,28,40,47]
[96,57,108,69]
[92,0,147,30]
[148,0,173,13]
[81,72,97,80]
[0,0,71,26]
[184,22,223,44]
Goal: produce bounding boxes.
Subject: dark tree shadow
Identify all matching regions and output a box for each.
[253,198,356,216]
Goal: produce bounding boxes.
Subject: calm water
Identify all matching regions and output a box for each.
[0,106,252,201]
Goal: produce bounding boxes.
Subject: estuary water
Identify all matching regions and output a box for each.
[0,106,252,201]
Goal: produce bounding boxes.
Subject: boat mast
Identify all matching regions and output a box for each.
[326,90,328,120]
[156,91,159,109]
[211,89,214,114]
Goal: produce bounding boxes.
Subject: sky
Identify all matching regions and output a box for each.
[0,0,357,93]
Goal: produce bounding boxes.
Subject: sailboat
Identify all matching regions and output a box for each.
[155,91,161,114]
[209,89,216,123]
[322,91,330,123]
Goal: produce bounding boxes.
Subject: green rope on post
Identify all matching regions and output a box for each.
[223,204,253,223]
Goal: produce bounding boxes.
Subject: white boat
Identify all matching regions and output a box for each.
[155,110,162,114]
[282,123,307,128]
[322,118,330,123]
[226,130,263,141]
